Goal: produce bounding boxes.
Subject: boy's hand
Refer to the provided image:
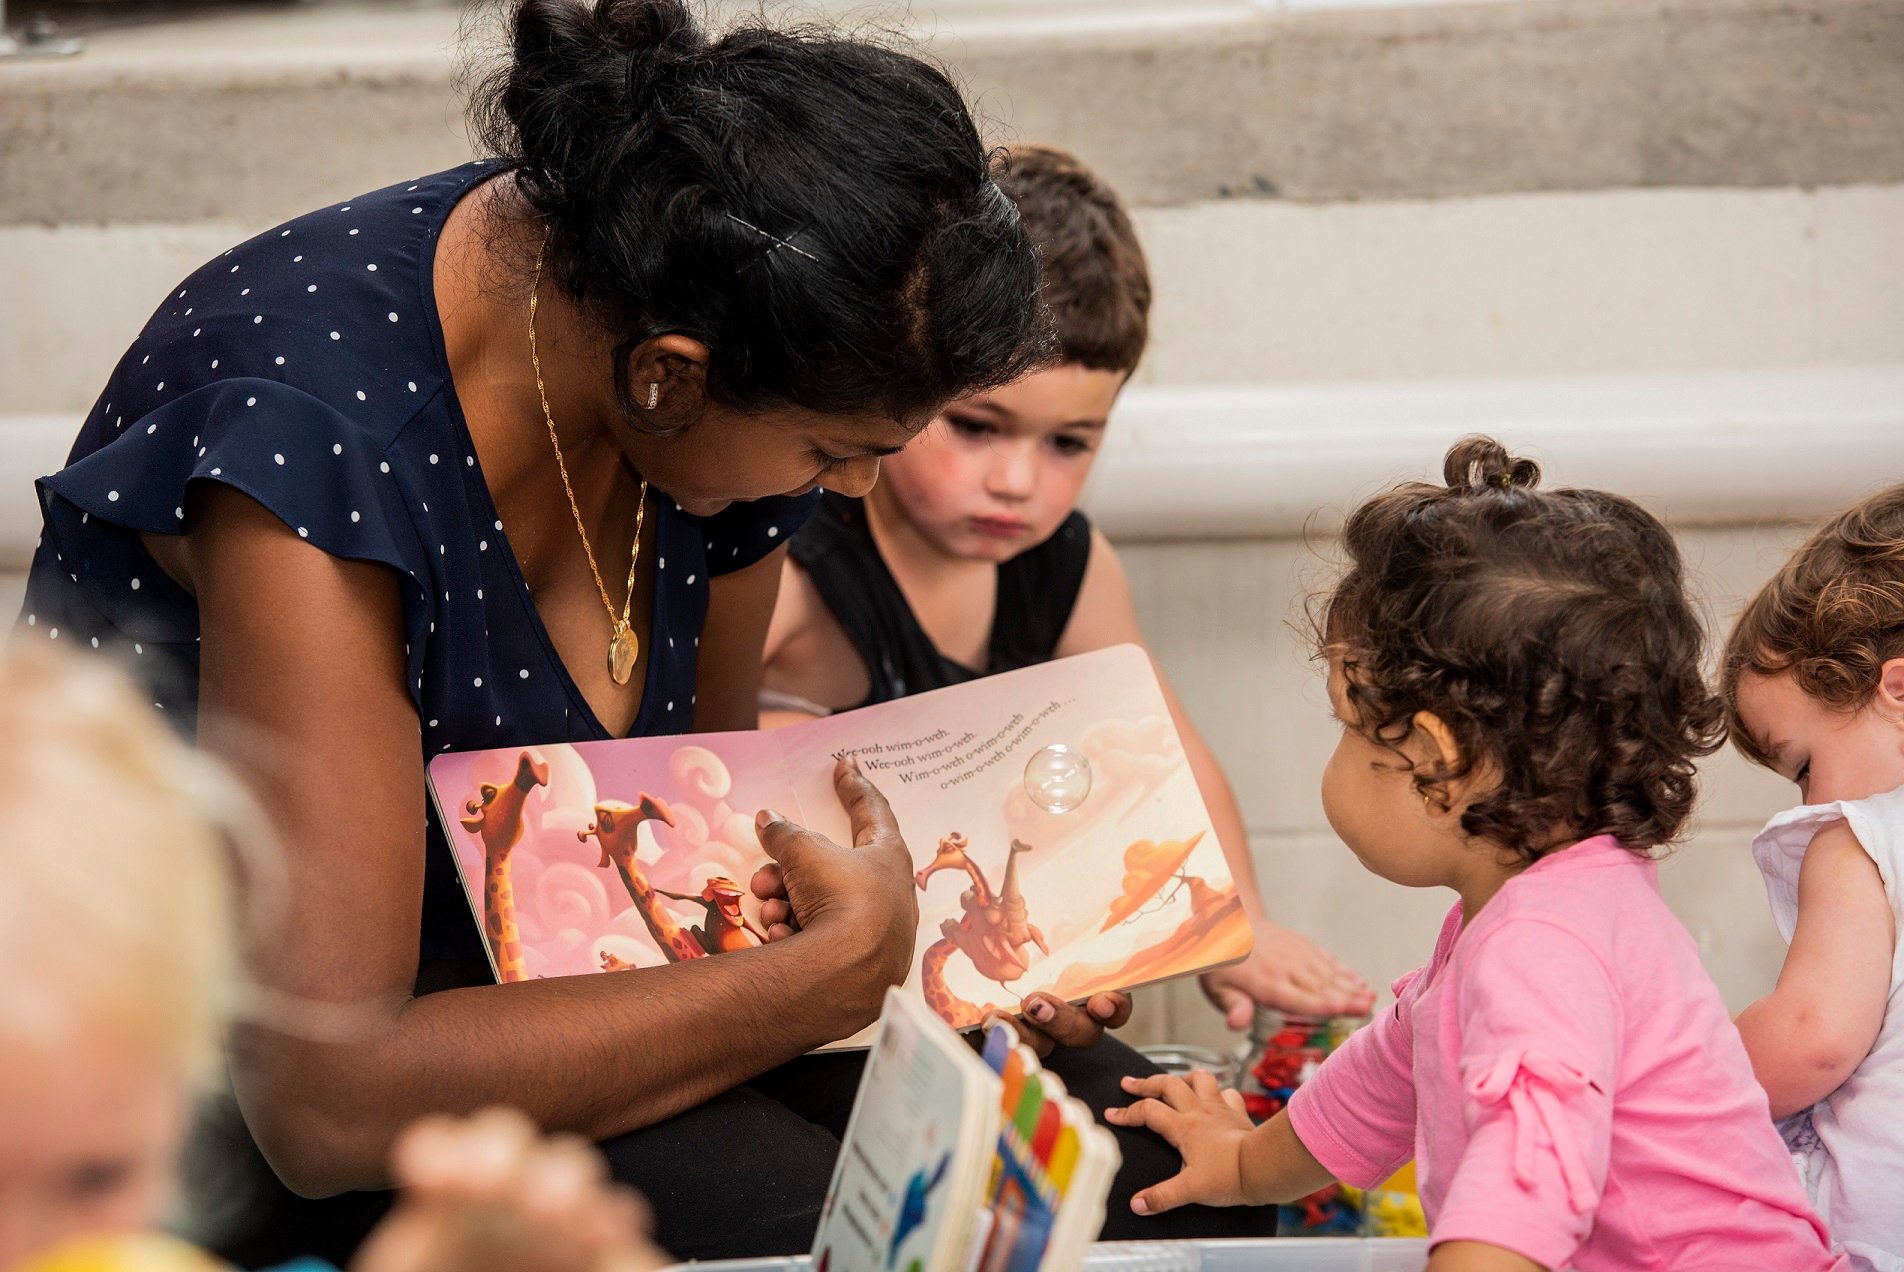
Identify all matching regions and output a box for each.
[1103,1071,1255,1214]
[350,1108,666,1272]
[1200,923,1374,1026]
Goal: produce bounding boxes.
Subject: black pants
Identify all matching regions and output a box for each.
[211,1038,1272,1267]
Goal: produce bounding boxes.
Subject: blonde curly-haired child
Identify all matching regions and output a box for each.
[0,644,665,1272]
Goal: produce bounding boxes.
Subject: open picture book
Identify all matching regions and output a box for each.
[426,644,1251,1048]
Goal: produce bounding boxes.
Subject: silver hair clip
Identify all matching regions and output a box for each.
[726,213,822,265]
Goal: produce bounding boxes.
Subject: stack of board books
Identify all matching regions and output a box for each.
[813,988,1122,1272]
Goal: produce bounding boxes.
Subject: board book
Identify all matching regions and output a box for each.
[811,988,1120,1272]
[425,644,1251,1047]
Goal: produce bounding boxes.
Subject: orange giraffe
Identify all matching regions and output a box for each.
[918,940,1008,1030]
[915,834,1048,1028]
[579,794,706,965]
[458,749,550,983]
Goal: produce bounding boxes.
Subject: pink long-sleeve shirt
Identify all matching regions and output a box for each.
[1287,835,1845,1271]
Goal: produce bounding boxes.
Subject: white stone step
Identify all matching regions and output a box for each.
[8,363,1899,573]
[3,0,1899,229]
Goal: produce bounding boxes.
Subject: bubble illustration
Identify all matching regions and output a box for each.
[1024,743,1092,813]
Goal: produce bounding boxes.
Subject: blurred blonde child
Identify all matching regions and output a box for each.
[1107,438,1843,1272]
[0,643,665,1272]
[1726,483,1904,1271]
[763,142,1371,1023]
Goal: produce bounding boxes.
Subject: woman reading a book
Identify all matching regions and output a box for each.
[9,0,1223,1260]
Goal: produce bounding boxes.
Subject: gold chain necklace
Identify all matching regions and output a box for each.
[529,242,648,687]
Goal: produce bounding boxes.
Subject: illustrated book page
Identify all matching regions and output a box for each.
[426,644,1252,1047]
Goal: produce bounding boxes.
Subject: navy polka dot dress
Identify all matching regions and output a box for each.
[19,163,818,964]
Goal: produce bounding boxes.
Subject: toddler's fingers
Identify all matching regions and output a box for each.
[1131,1170,1198,1217]
[388,1114,466,1190]
[389,1107,536,1199]
[516,1134,605,1218]
[1121,1071,1195,1112]
[428,1107,541,1199]
[1221,1088,1249,1117]
[1186,1069,1223,1101]
[1119,1073,1174,1099]
[1102,1097,1182,1142]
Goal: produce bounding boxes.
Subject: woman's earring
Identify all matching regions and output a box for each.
[645,383,660,410]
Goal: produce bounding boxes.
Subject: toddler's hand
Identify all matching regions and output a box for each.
[350,1108,667,1272]
[1104,1071,1255,1215]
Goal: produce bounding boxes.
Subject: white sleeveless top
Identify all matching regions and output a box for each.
[1754,782,1904,1272]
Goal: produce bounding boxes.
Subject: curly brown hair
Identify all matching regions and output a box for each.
[1721,483,1904,767]
[1314,436,1725,861]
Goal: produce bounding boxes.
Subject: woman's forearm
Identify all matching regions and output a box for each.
[234,930,887,1197]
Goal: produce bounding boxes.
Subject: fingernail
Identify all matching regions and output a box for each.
[1090,998,1112,1020]
[1132,1196,1150,1215]
[1028,1000,1054,1023]
[756,808,782,830]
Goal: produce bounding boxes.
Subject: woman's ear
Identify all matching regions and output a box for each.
[623,334,710,425]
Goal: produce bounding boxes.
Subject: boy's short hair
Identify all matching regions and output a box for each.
[997,144,1150,374]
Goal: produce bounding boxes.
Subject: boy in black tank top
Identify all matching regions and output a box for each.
[763,145,1372,1024]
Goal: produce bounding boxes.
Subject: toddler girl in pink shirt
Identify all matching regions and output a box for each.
[1107,437,1843,1272]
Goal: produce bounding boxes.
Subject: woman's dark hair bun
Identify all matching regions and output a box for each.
[492,0,704,209]
[469,0,1051,427]
[1444,434,1541,494]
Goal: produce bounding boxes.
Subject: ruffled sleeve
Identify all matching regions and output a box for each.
[1753,787,1904,944]
[700,490,820,576]
[1433,917,1619,1270]
[33,379,435,707]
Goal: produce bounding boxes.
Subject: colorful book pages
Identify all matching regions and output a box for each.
[975,1023,1121,1272]
[812,989,1002,1272]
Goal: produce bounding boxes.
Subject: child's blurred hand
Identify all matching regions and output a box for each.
[350,1109,667,1272]
[1103,1071,1255,1215]
[1200,923,1374,1025]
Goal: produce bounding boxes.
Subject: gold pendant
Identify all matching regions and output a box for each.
[608,623,639,686]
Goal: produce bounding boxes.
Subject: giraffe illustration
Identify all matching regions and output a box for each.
[458,749,550,983]
[579,794,707,965]
[918,939,1008,1030]
[915,833,1048,1028]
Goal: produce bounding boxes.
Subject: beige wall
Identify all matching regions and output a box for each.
[1117,522,1815,1050]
